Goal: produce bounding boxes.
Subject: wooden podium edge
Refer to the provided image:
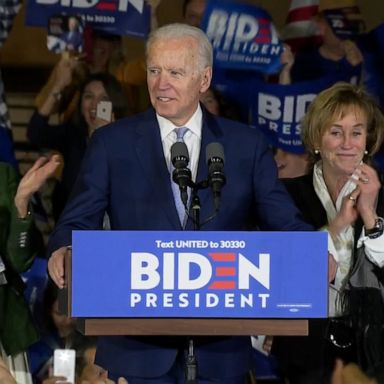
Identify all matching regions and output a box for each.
[61,248,309,336]
[75,318,308,336]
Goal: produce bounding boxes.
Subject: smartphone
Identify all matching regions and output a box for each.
[96,101,113,122]
[53,349,76,383]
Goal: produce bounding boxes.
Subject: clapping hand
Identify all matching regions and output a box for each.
[14,154,61,218]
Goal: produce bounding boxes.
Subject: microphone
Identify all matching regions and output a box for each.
[206,142,226,211]
[171,141,192,208]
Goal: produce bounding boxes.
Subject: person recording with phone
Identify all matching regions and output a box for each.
[27,71,131,221]
[47,23,312,383]
[271,82,384,384]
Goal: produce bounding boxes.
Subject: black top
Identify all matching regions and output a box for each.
[27,111,88,219]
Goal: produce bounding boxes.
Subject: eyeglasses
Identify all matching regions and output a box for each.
[325,318,354,349]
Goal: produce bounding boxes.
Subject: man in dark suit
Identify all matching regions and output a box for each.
[47,23,311,383]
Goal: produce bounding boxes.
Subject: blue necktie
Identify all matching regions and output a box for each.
[171,127,188,226]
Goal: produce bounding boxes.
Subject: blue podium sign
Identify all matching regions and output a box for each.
[71,231,328,318]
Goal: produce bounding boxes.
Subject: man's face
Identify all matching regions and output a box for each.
[147,37,211,127]
[184,0,206,27]
[68,17,78,31]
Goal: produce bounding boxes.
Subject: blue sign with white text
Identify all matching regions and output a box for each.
[201,0,283,74]
[71,231,328,318]
[250,74,359,154]
[25,0,150,38]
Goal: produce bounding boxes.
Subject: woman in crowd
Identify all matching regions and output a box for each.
[27,68,131,220]
[272,82,384,383]
[0,155,60,383]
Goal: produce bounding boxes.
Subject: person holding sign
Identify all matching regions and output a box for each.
[47,23,313,383]
[28,70,131,221]
[272,82,384,384]
[290,0,364,84]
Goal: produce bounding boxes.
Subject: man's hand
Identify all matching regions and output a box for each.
[48,246,67,288]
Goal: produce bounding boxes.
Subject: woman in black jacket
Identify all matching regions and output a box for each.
[273,82,384,384]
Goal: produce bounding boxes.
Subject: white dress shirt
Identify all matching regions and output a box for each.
[156,105,202,182]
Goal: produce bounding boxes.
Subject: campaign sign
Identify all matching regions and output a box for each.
[201,0,283,74]
[71,231,328,318]
[25,0,150,38]
[250,72,361,154]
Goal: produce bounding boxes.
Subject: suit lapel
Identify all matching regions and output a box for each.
[134,109,182,228]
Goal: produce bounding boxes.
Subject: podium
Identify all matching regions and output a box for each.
[59,230,329,337]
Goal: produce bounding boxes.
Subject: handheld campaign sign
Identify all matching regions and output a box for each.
[26,0,150,38]
[249,70,362,154]
[201,0,283,74]
[71,231,328,319]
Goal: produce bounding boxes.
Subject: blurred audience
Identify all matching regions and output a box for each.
[274,148,309,179]
[28,279,88,383]
[183,0,206,28]
[0,0,21,130]
[35,29,128,123]
[28,69,131,221]
[36,0,162,121]
[199,87,242,121]
[290,0,364,83]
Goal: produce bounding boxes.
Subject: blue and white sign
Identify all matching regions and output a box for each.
[250,75,339,154]
[201,0,283,74]
[250,71,362,153]
[25,0,150,38]
[71,231,328,318]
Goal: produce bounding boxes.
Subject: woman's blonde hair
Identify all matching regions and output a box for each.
[301,82,384,167]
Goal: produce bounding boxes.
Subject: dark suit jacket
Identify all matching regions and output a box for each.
[48,107,311,379]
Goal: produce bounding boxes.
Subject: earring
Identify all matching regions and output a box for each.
[314,149,320,155]
[364,150,368,155]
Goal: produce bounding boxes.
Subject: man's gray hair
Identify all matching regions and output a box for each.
[146,23,213,70]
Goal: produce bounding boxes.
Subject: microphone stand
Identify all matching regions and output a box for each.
[173,141,224,383]
[189,180,208,231]
[184,180,209,384]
